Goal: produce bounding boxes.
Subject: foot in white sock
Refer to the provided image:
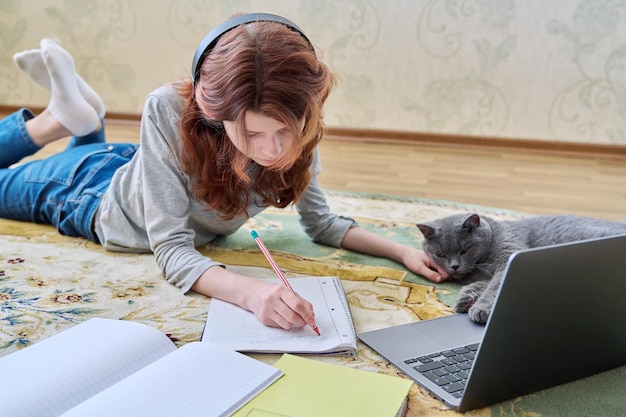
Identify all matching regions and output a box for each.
[40,38,100,137]
[12,49,50,88]
[13,42,106,119]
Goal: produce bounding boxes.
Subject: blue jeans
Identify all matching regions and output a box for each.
[0,109,137,242]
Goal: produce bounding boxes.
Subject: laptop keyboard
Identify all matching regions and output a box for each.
[403,343,480,398]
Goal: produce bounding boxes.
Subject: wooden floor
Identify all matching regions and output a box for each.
[29,118,626,222]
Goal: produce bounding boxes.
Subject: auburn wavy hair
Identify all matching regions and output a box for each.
[177,20,335,220]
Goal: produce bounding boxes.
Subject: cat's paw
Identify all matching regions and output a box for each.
[468,303,491,324]
[454,294,476,313]
[455,286,482,313]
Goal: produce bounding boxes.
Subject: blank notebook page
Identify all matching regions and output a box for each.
[0,318,176,417]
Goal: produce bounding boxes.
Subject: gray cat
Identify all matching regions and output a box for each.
[416,213,626,324]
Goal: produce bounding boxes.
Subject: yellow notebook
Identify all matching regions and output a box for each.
[232,354,413,417]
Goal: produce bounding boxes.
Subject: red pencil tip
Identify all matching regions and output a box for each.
[312,324,321,336]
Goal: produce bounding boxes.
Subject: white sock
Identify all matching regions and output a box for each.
[13,43,106,119]
[13,49,50,88]
[40,38,101,137]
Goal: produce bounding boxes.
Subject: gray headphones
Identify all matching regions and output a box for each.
[191,13,313,88]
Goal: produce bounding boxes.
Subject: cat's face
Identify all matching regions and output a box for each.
[417,213,492,280]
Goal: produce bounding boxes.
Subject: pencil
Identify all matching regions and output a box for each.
[250,229,321,336]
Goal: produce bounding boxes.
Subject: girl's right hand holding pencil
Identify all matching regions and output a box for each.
[245,280,317,330]
[191,264,317,331]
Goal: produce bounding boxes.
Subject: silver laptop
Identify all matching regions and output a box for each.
[358,234,626,412]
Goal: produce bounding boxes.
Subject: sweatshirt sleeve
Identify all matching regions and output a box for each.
[295,148,357,247]
[138,88,223,293]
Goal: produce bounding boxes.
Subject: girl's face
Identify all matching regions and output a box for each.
[223,111,305,167]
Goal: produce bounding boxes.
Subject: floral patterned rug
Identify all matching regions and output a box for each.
[1,190,623,417]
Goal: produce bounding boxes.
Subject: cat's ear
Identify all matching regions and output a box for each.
[416,223,436,239]
[462,213,481,231]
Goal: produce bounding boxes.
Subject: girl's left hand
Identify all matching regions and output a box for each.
[402,248,449,283]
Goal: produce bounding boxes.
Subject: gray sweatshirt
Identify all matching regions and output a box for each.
[94,83,356,293]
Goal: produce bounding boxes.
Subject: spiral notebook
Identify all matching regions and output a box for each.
[202,276,357,356]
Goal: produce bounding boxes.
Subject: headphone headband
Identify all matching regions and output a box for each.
[191,13,312,87]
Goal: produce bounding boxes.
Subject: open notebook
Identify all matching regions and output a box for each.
[202,276,357,356]
[0,318,282,417]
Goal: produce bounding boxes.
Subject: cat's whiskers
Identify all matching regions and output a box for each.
[468,263,493,274]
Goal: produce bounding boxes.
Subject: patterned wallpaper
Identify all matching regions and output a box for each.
[1,0,625,145]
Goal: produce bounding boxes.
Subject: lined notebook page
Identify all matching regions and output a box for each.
[60,342,283,417]
[202,276,357,355]
[0,318,176,417]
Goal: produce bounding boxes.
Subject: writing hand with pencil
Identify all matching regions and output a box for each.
[250,230,321,335]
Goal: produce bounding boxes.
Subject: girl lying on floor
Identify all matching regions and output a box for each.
[1,14,448,331]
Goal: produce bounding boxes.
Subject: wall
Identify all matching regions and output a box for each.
[1,0,625,145]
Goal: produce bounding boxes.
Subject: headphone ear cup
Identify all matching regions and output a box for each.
[191,13,313,88]
[201,118,224,131]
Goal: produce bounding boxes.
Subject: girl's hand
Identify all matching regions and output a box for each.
[245,280,317,330]
[340,226,449,283]
[401,247,449,283]
[192,267,316,330]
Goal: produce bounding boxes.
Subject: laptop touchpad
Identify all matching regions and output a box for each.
[411,314,485,346]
